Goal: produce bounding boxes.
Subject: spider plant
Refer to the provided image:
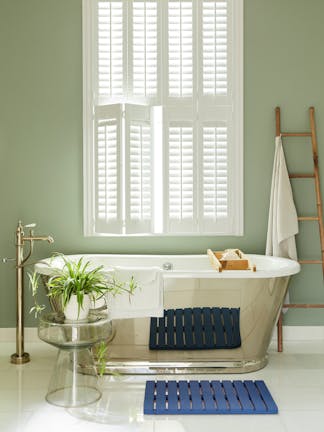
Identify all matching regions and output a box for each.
[28,272,46,318]
[29,254,137,318]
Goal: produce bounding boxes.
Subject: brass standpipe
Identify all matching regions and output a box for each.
[3,221,54,365]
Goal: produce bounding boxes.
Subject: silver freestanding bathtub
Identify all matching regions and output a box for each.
[35,253,300,374]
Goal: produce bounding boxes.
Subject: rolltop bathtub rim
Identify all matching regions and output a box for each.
[34,253,300,279]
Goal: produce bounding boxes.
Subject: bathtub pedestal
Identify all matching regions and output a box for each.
[102,356,269,375]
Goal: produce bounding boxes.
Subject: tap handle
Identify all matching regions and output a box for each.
[2,257,15,264]
[24,223,36,228]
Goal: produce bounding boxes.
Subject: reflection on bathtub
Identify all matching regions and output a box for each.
[149,307,241,350]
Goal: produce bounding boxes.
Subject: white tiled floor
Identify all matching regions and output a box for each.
[1,341,324,431]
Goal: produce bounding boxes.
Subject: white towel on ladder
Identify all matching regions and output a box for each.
[266,136,299,307]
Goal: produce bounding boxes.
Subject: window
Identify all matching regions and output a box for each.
[83,0,243,236]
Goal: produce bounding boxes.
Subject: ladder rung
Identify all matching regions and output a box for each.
[299,260,323,264]
[281,132,312,137]
[289,173,315,178]
[298,216,319,221]
[283,303,324,309]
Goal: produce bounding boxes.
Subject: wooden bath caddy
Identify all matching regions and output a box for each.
[207,249,256,272]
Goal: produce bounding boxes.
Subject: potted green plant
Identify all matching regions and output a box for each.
[29,255,137,321]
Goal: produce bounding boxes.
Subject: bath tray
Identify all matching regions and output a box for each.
[207,248,256,272]
[149,307,241,350]
[144,380,278,415]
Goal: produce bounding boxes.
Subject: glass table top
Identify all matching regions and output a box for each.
[38,312,113,349]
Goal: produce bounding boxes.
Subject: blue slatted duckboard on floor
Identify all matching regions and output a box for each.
[144,380,278,415]
[149,307,241,350]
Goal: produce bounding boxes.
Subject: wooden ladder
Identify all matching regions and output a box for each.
[275,106,324,352]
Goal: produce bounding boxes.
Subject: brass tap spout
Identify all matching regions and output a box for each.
[22,235,54,244]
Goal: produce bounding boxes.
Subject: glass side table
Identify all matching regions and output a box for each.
[38,311,112,408]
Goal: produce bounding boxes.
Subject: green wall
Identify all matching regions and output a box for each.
[1,0,324,327]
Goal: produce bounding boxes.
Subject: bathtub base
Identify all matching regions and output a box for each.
[100,356,268,375]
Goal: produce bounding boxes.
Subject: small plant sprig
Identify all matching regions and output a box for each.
[96,341,108,376]
[28,272,46,318]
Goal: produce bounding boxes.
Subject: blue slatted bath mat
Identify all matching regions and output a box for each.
[144,380,278,415]
[149,307,241,350]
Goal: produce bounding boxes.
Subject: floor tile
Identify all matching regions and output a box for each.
[280,410,324,432]
[0,340,323,431]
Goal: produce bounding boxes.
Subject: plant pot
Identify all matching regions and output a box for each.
[64,294,91,321]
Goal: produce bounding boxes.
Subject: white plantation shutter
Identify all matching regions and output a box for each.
[94,104,123,234]
[167,125,195,231]
[197,103,239,234]
[167,0,195,99]
[199,0,229,99]
[97,1,126,101]
[164,108,197,233]
[83,0,243,236]
[198,120,232,233]
[196,0,241,233]
[129,0,160,101]
[125,105,153,233]
[202,125,228,218]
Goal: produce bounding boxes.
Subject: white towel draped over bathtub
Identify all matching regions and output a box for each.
[106,266,164,319]
[266,136,299,309]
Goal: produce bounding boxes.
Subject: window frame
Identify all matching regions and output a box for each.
[82,0,244,237]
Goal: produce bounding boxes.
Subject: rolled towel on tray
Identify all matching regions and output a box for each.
[221,249,241,260]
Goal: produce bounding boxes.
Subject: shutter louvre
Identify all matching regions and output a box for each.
[95,104,123,234]
[97,1,126,99]
[197,0,231,105]
[130,0,159,100]
[125,104,153,233]
[197,106,234,234]
[202,125,228,217]
[167,0,194,98]
[164,107,197,233]
[202,0,228,96]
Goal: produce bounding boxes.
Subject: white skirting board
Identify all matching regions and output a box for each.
[0,327,39,342]
[271,325,324,342]
[1,326,324,343]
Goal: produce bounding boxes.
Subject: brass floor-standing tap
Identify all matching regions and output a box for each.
[4,221,54,364]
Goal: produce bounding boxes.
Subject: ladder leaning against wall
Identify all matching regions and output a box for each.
[275,106,324,352]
